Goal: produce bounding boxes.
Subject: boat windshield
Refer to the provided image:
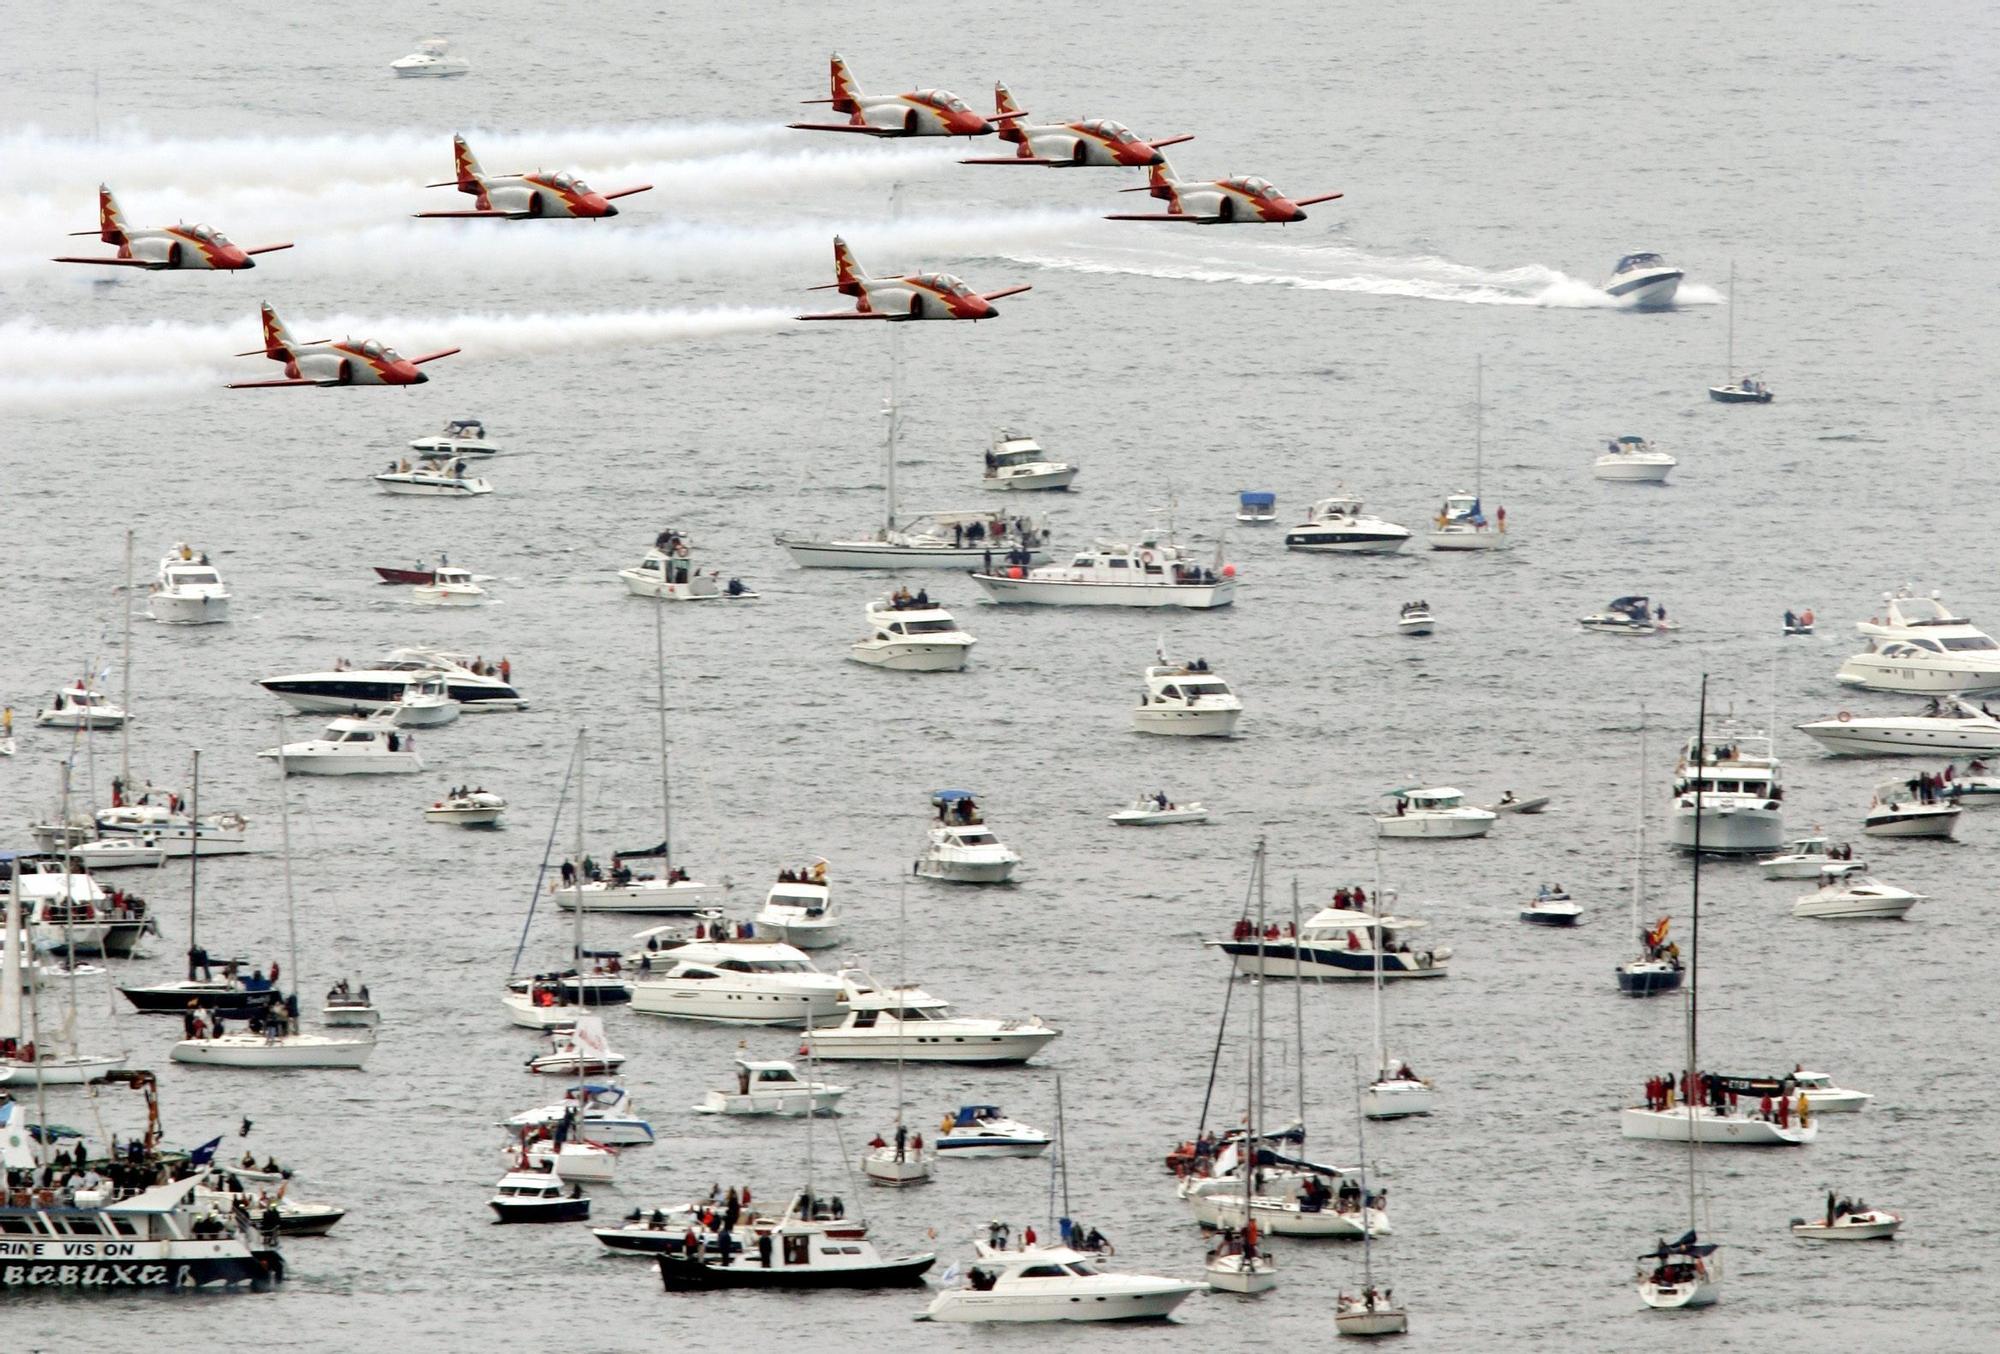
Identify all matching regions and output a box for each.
[1941,635,1998,651]
[1616,252,1665,272]
[1178,680,1230,696]
[954,830,997,846]
[901,618,958,634]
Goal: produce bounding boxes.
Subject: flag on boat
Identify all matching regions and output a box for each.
[189,1135,225,1167]
[571,1015,609,1061]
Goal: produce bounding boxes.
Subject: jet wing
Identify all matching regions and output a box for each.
[225,378,323,389]
[601,185,653,200]
[978,285,1033,301]
[1294,192,1346,206]
[796,311,892,320]
[408,348,462,365]
[1145,134,1196,149]
[244,243,295,256]
[51,256,159,267]
[786,122,907,136]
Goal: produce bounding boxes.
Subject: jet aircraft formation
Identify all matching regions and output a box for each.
[51,53,1342,385]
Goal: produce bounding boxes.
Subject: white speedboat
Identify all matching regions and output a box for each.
[1520,886,1582,926]
[1593,435,1676,483]
[258,646,526,712]
[425,789,505,826]
[753,864,841,950]
[1793,866,1922,919]
[1427,492,1508,550]
[1714,1070,1871,1114]
[619,535,758,601]
[258,716,423,775]
[34,683,127,730]
[1208,905,1451,980]
[527,1022,626,1077]
[915,792,1020,883]
[1134,655,1242,737]
[1791,1205,1900,1240]
[930,1105,1051,1156]
[1862,778,1959,838]
[410,418,498,456]
[1580,596,1675,635]
[390,36,470,77]
[1836,588,2000,695]
[982,428,1077,491]
[693,1058,846,1115]
[1375,787,1495,839]
[1237,490,1278,524]
[1620,1101,1813,1146]
[804,974,1060,1066]
[373,457,491,497]
[506,1084,655,1145]
[1759,836,1860,879]
[148,544,231,624]
[1284,493,1410,553]
[850,592,976,671]
[626,939,846,1026]
[411,566,489,607]
[1667,726,1786,855]
[1397,601,1434,635]
[1108,793,1208,826]
[974,537,1235,608]
[171,1029,375,1069]
[1798,696,2000,756]
[1603,250,1684,308]
[780,509,1051,570]
[922,1244,1199,1323]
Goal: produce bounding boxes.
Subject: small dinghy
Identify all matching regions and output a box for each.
[1783,606,1815,636]
[1488,790,1550,815]
[1520,885,1582,927]
[1109,792,1209,826]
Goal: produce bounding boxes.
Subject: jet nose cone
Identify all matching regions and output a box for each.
[967,298,997,319]
[584,195,617,217]
[1125,144,1165,167]
[1276,200,1305,222]
[412,370,430,384]
[957,113,995,136]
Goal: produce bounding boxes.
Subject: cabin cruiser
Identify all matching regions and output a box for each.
[384,672,458,727]
[1592,435,1676,483]
[34,683,127,730]
[0,1172,285,1288]
[1236,491,1278,524]
[626,939,845,1026]
[804,972,1060,1066]
[982,428,1077,491]
[425,788,505,826]
[778,510,1051,570]
[489,1170,589,1224]
[693,1058,846,1115]
[1602,251,1683,308]
[1427,492,1507,550]
[69,838,167,871]
[921,1243,1198,1322]
[1760,836,1860,879]
[409,418,498,456]
[1209,904,1450,980]
[148,544,231,625]
[973,537,1235,608]
[553,854,715,914]
[1715,1070,1871,1115]
[753,864,840,950]
[1792,864,1922,919]
[259,647,525,712]
[1580,596,1674,635]
[1375,787,1495,839]
[1863,778,1959,837]
[390,36,470,77]
[373,457,491,497]
[619,532,758,601]
[850,592,976,671]
[658,1219,933,1291]
[1791,1202,1900,1241]
[1398,601,1434,635]
[1520,884,1582,926]
[1668,727,1785,854]
[1798,697,2000,756]
[1835,588,2000,694]
[1283,493,1410,553]
[929,1105,1051,1156]
[915,791,1020,883]
[506,1084,655,1145]
[410,567,488,607]
[1108,792,1208,826]
[1134,656,1242,737]
[258,716,422,775]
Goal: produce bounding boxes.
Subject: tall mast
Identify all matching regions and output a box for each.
[1353,1055,1375,1293]
[185,751,201,980]
[1370,845,1386,1078]
[3,863,22,1067]
[1724,262,1736,382]
[1473,355,1484,501]
[120,529,133,788]
[1289,876,1305,1129]
[653,592,672,867]
[274,720,300,1026]
[1632,716,1648,942]
[892,878,908,1129]
[1251,842,1267,1192]
[1687,678,1709,1234]
[572,731,587,973]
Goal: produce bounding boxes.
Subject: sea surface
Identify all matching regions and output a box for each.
[3,2,1998,1349]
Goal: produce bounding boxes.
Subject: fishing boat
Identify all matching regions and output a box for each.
[1375,787,1495,839]
[1708,265,1775,402]
[1791,1196,1900,1240]
[410,566,489,607]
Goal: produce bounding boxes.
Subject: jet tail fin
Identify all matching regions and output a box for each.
[994,82,1028,146]
[450,134,487,198]
[831,235,869,295]
[828,53,862,114]
[244,302,298,360]
[96,184,131,247]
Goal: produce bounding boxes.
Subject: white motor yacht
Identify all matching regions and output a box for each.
[1620,1100,1813,1146]
[1793,865,1922,919]
[506,1084,655,1146]
[1397,601,1434,635]
[1427,492,1508,550]
[780,510,1051,570]
[973,537,1235,608]
[1862,779,1959,838]
[425,789,505,826]
[1799,696,2000,756]
[1836,588,2000,695]
[489,1169,590,1224]
[1520,886,1582,926]
[1375,787,1495,839]
[1593,435,1676,483]
[1208,904,1451,980]
[373,457,491,497]
[258,716,423,775]
[1108,793,1208,826]
[1714,1069,1871,1114]
[411,566,489,607]
[258,646,527,713]
[982,428,1077,491]
[915,792,1020,883]
[626,939,846,1026]
[148,544,231,624]
[693,1058,846,1115]
[1667,727,1786,855]
[619,535,758,601]
[804,973,1060,1066]
[34,683,127,730]
[753,865,841,950]
[1792,1207,1901,1241]
[931,1105,1051,1156]
[1283,493,1410,553]
[1759,836,1860,879]
[410,418,498,456]
[1603,250,1684,308]
[850,592,977,671]
[389,671,459,726]
[1134,656,1242,737]
[921,1243,1199,1323]
[390,36,470,77]
[1580,596,1675,635]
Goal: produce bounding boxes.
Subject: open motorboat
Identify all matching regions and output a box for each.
[1108,792,1208,826]
[1427,492,1508,550]
[1760,836,1860,879]
[194,1171,345,1237]
[1397,601,1434,635]
[389,671,459,726]
[34,682,127,730]
[1488,790,1551,814]
[982,428,1077,491]
[489,1169,589,1224]
[915,791,1020,883]
[931,1105,1049,1157]
[627,939,846,1026]
[1941,769,2000,806]
[507,1084,655,1146]
[373,457,491,497]
[391,36,470,77]
[850,592,976,671]
[1799,696,2000,757]
[1376,787,1495,839]
[1520,885,1582,926]
[410,418,498,456]
[921,1243,1198,1322]
[258,716,422,775]
[1236,490,1278,524]
[410,566,489,607]
[974,536,1235,607]
[805,973,1060,1066]
[425,788,505,826]
[1593,435,1677,483]
[1792,864,1922,919]
[1603,250,1683,308]
[1836,588,2000,695]
[1785,607,1816,636]
[1863,778,1959,837]
[1209,904,1450,980]
[693,1057,846,1115]
[1284,492,1410,553]
[258,646,526,712]
[1668,725,1786,855]
[1792,1205,1900,1241]
[1638,1232,1719,1309]
[1715,1069,1871,1114]
[1580,596,1675,635]
[1134,655,1242,737]
[658,1224,933,1292]
[148,544,231,624]
[753,864,841,950]
[620,529,758,600]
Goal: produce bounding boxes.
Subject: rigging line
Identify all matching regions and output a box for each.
[509,743,579,976]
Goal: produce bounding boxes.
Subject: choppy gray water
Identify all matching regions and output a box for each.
[4,1,1999,1348]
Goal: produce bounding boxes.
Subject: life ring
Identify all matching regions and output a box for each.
[1139,549,1156,565]
[1838,711,1851,722]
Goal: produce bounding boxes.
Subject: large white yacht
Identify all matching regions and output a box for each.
[1667,726,1786,855]
[1208,905,1450,980]
[148,544,231,624]
[1792,867,1922,919]
[1282,493,1411,553]
[1592,436,1676,483]
[973,537,1235,607]
[1133,656,1242,737]
[780,510,1051,570]
[1835,588,2000,694]
[1797,696,2000,756]
[258,715,423,775]
[803,972,1060,1065]
[1602,250,1684,308]
[1375,787,1495,839]
[922,1243,1200,1323]
[850,592,977,671]
[982,428,1077,491]
[390,36,470,77]
[258,647,527,712]
[626,939,846,1026]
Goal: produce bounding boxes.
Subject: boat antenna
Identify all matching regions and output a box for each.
[508,745,577,977]
[653,587,672,870]
[185,750,201,981]
[273,719,301,1030]
[120,528,133,788]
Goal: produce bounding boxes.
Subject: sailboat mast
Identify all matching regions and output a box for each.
[274,720,300,1020]
[1252,842,1267,1177]
[892,878,908,1129]
[1633,717,1648,941]
[1724,263,1736,382]
[1474,354,1484,502]
[185,751,200,980]
[1353,1055,1374,1291]
[1289,877,1305,1127]
[572,731,587,973]
[1686,678,1709,1236]
[882,181,904,538]
[1371,847,1386,1077]
[120,528,133,788]
[653,594,672,867]
[1055,1072,1071,1227]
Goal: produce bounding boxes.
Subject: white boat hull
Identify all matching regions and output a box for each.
[1760,856,1850,879]
[1796,721,2000,756]
[762,920,842,950]
[92,819,249,857]
[1427,526,1508,551]
[1793,894,1917,919]
[805,1028,1058,1065]
[627,983,843,1027]
[1374,813,1493,839]
[850,642,972,672]
[171,1033,375,1069]
[1336,1306,1411,1334]
[148,594,230,625]
[554,879,718,913]
[618,571,754,601]
[914,858,1018,884]
[524,1142,617,1182]
[1667,803,1784,854]
[375,476,492,497]
[1109,808,1209,826]
[862,1154,933,1185]
[1191,1191,1388,1238]
[0,1053,128,1086]
[1284,531,1409,554]
[693,1087,845,1115]
[1133,707,1241,737]
[322,1003,379,1027]
[1619,1105,1813,1145]
[924,1284,1198,1323]
[425,806,503,825]
[934,1138,1050,1157]
[974,576,1234,608]
[783,540,1050,570]
[1639,1272,1718,1309]
[983,467,1077,491]
[1362,1077,1434,1119]
[1592,457,1675,483]
[1606,269,1682,308]
[1205,1253,1277,1294]
[502,993,582,1029]
[260,751,423,775]
[1862,808,1958,838]
[1792,1213,1900,1240]
[1835,656,2000,695]
[69,842,167,870]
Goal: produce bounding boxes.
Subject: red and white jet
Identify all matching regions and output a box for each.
[1105,158,1343,224]
[225,303,459,389]
[52,185,292,270]
[798,237,1031,321]
[788,54,1018,138]
[960,83,1191,167]
[414,135,652,219]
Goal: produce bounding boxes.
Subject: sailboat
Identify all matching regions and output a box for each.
[1707,263,1775,403]
[1361,859,1433,1119]
[862,880,934,1186]
[1428,356,1511,551]
[1336,1058,1409,1336]
[1618,717,1685,996]
[503,742,589,1029]
[1204,843,1277,1294]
